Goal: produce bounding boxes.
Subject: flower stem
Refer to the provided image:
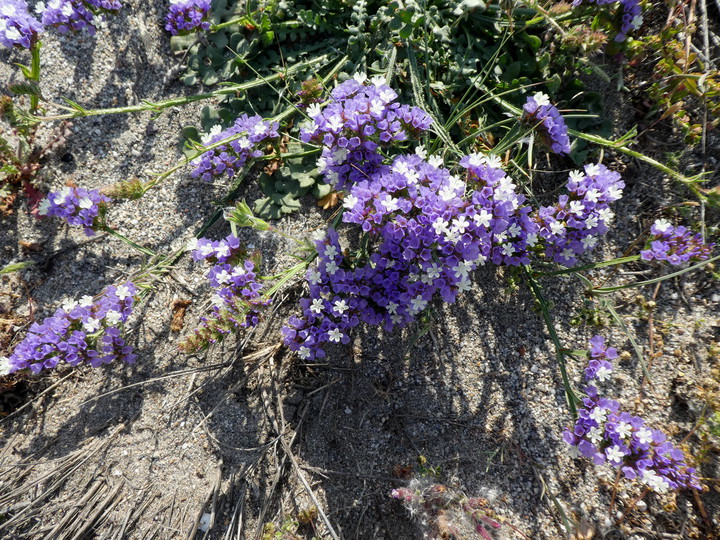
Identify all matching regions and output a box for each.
[29,41,41,114]
[534,255,641,277]
[101,227,156,257]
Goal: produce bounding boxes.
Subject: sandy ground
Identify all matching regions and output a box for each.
[1,2,719,539]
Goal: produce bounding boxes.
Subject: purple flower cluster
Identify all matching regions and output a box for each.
[640,219,715,265]
[164,0,211,36]
[522,92,571,155]
[191,114,280,182]
[6,283,137,374]
[0,0,43,48]
[534,163,625,266]
[301,74,433,190]
[282,152,622,360]
[36,0,122,36]
[572,0,642,41]
[38,186,109,235]
[186,235,270,349]
[563,336,701,493]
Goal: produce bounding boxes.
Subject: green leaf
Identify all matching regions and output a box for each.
[170,34,198,53]
[9,81,42,98]
[399,23,413,39]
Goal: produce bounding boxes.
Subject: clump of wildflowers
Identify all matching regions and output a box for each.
[164,0,211,36]
[37,186,109,236]
[7,283,137,374]
[640,219,715,265]
[0,0,44,49]
[391,477,504,540]
[563,336,702,493]
[283,150,622,360]
[37,0,122,35]
[572,0,642,42]
[522,92,571,155]
[534,163,625,266]
[191,114,280,182]
[301,74,433,189]
[182,234,270,351]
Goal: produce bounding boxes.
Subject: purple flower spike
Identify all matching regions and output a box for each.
[6,282,137,374]
[565,335,702,493]
[522,92,571,155]
[640,219,714,265]
[191,115,279,181]
[0,1,44,49]
[572,0,642,42]
[38,186,110,236]
[165,0,211,36]
[37,0,122,36]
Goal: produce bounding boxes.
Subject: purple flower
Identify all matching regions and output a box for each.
[522,92,571,155]
[0,1,43,49]
[191,115,279,181]
[37,0,122,36]
[183,235,270,350]
[565,336,702,493]
[38,186,110,235]
[165,0,211,36]
[640,219,714,265]
[6,282,137,373]
[572,0,642,41]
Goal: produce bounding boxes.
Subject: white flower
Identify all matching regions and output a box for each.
[568,444,581,459]
[473,209,492,228]
[35,2,46,14]
[327,115,344,132]
[585,189,600,203]
[333,299,349,315]
[369,99,384,116]
[62,299,78,312]
[200,243,215,257]
[508,223,522,237]
[653,219,672,233]
[642,469,669,493]
[386,301,398,315]
[428,155,444,168]
[585,214,599,229]
[605,445,625,463]
[232,266,247,278]
[608,186,623,201]
[410,295,427,313]
[371,75,386,87]
[38,198,52,216]
[328,328,344,343]
[452,260,473,278]
[525,233,538,247]
[201,124,223,144]
[569,201,585,215]
[501,243,515,257]
[379,89,396,103]
[587,427,603,445]
[581,235,598,250]
[631,15,643,29]
[585,164,601,177]
[298,346,311,360]
[595,364,612,382]
[616,422,632,439]
[533,92,551,107]
[456,277,473,293]
[561,248,575,261]
[186,238,199,252]
[307,269,322,285]
[83,318,101,333]
[452,216,470,234]
[635,427,653,445]
[79,295,94,307]
[0,355,12,375]
[215,244,230,259]
[589,407,607,423]
[307,103,323,119]
[343,194,358,210]
[468,154,484,167]
[325,260,339,275]
[115,285,132,300]
[415,145,427,159]
[352,72,367,84]
[550,221,565,236]
[598,208,614,223]
[1,6,18,17]
[104,310,122,325]
[569,170,585,184]
[324,245,338,258]
[332,148,348,164]
[310,299,324,314]
[380,195,399,213]
[481,154,503,168]
[215,270,231,285]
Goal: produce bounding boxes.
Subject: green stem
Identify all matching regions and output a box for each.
[29,40,41,114]
[524,267,580,418]
[535,255,640,277]
[591,253,720,294]
[102,227,156,257]
[37,57,327,122]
